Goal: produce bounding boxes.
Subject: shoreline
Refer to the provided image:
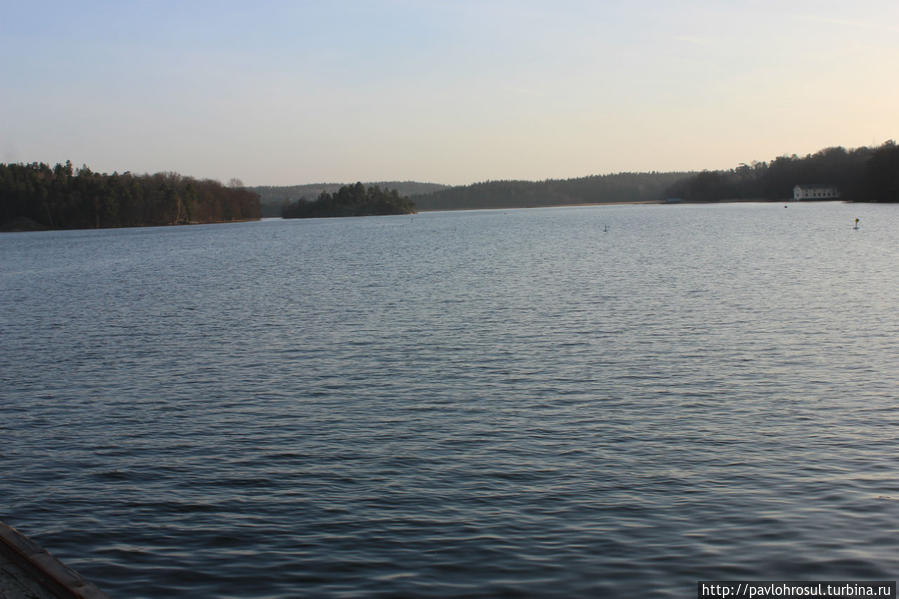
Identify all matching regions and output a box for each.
[415,198,863,212]
[0,216,263,234]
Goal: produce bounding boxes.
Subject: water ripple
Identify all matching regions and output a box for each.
[3,204,899,597]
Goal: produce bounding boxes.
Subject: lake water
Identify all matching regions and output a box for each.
[2,202,898,598]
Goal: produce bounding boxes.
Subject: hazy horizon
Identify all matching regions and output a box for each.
[2,1,897,187]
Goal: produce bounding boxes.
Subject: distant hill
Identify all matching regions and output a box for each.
[254,173,694,216]
[411,172,692,211]
[251,181,448,216]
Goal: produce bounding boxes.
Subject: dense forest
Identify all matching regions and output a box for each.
[281,182,416,218]
[0,161,261,231]
[253,181,447,216]
[665,141,899,203]
[409,172,691,211]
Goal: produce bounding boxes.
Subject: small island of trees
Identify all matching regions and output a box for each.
[281,182,416,218]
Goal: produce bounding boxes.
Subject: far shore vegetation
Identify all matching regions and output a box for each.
[257,141,899,215]
[664,140,899,204]
[2,140,896,231]
[280,182,416,218]
[0,161,261,232]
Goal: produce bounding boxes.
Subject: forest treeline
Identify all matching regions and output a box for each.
[409,172,691,211]
[0,161,261,231]
[665,141,899,203]
[5,141,895,231]
[281,182,416,218]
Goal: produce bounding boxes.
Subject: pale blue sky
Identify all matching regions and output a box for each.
[2,1,897,185]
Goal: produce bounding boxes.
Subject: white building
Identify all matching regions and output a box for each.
[793,184,840,201]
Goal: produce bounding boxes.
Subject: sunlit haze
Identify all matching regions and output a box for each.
[2,0,897,185]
